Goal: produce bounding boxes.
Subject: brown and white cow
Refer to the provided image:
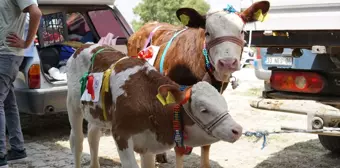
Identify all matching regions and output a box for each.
[127,1,270,166]
[66,44,242,168]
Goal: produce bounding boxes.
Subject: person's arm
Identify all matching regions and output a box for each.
[23,4,42,48]
[6,2,42,49]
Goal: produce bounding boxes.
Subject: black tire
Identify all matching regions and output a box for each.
[318,135,340,153]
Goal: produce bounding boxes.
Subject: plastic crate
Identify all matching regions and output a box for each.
[37,12,68,48]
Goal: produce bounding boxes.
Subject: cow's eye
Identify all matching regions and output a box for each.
[201,109,209,113]
[241,30,245,34]
[205,32,210,36]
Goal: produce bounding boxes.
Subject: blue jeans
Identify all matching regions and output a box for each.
[0,54,24,157]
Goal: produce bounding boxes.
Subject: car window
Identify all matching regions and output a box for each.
[88,9,127,38]
[66,12,94,43]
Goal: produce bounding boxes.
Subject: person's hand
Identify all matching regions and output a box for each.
[6,33,27,49]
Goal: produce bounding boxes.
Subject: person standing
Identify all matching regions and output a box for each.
[0,0,42,168]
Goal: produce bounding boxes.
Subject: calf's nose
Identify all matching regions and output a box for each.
[218,58,238,70]
[231,125,243,140]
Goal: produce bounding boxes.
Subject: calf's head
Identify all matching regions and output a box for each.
[176,1,270,81]
[158,81,242,146]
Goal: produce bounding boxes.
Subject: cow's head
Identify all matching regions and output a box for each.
[158,81,242,145]
[176,1,270,81]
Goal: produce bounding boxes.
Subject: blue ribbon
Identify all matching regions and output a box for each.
[223,4,238,13]
[159,28,188,74]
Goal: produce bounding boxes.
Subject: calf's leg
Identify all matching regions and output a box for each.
[67,96,84,168]
[87,123,102,168]
[174,148,184,168]
[140,153,155,168]
[200,145,211,168]
[114,136,139,168]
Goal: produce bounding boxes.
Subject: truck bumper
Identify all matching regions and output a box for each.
[254,59,271,81]
[15,86,68,115]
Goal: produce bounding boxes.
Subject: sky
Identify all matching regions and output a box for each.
[114,0,248,25]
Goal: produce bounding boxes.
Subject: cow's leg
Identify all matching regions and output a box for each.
[174,148,184,168]
[155,153,168,163]
[87,123,102,168]
[140,153,155,168]
[67,96,84,168]
[114,136,139,168]
[200,145,211,168]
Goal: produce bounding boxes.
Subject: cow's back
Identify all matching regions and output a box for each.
[128,22,207,86]
[127,22,181,57]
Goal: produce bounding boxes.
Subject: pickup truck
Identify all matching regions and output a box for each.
[243,0,340,153]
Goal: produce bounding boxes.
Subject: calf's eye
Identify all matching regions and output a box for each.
[201,109,209,113]
[205,32,210,36]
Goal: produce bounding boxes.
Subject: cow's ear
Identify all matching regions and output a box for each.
[157,84,184,104]
[176,8,206,29]
[240,1,270,23]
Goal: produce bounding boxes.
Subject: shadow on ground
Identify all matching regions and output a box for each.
[20,114,223,168]
[255,139,340,168]
[50,135,224,168]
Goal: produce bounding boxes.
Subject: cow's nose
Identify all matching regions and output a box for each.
[231,125,243,140]
[218,58,238,70]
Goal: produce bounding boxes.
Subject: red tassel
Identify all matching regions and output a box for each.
[184,146,193,155]
[87,75,95,100]
[137,47,153,59]
[175,146,193,155]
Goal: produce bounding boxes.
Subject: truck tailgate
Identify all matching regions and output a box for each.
[242,0,340,31]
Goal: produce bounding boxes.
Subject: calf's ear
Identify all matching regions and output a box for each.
[240,1,270,23]
[176,8,206,29]
[158,84,184,104]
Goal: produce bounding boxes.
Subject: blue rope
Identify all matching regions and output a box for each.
[243,131,269,150]
[159,28,188,74]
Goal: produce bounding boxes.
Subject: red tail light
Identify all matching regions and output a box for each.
[28,64,41,89]
[270,71,324,93]
[256,48,261,59]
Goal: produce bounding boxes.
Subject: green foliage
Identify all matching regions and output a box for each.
[132,0,210,31]
[181,0,210,15]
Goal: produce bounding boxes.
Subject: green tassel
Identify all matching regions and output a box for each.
[80,72,89,96]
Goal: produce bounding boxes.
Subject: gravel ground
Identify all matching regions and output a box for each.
[8,68,340,168]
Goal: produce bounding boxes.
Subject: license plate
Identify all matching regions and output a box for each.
[265,56,293,66]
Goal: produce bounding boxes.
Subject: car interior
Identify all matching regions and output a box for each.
[28,5,129,83]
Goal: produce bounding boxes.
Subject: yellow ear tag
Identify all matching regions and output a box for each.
[156,91,176,106]
[179,14,190,26]
[165,91,176,104]
[156,93,167,106]
[253,9,268,22]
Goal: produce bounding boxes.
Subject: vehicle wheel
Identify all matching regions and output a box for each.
[318,135,340,153]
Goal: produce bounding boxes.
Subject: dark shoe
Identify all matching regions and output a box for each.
[0,156,8,168]
[7,149,27,162]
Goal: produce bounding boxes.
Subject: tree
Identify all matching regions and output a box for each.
[132,0,210,31]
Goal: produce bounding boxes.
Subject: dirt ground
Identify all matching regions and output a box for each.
[8,68,340,168]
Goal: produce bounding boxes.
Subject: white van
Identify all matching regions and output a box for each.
[14,0,133,115]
